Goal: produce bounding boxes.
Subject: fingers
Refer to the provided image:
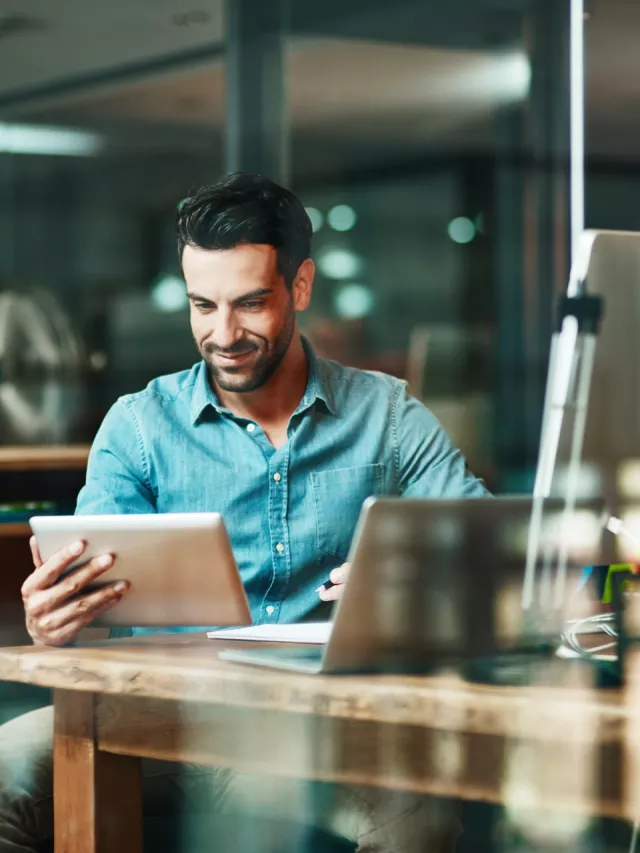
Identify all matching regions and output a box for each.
[29,536,43,569]
[25,554,116,619]
[38,582,128,633]
[21,540,86,598]
[23,549,125,648]
[317,563,350,601]
[330,564,350,585]
[318,584,341,601]
[28,582,129,647]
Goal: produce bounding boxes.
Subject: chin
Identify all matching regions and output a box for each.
[214,371,260,393]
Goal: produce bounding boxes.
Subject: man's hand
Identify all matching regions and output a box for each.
[22,537,129,647]
[317,562,350,602]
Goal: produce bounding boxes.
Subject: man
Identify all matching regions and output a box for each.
[0,173,487,852]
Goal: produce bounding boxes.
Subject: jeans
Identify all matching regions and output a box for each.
[0,706,460,853]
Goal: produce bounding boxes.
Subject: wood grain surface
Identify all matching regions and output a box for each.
[54,689,142,853]
[94,692,631,818]
[0,445,90,471]
[1,637,639,827]
[0,637,632,732]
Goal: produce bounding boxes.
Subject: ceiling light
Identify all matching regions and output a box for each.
[447,217,476,245]
[317,247,364,280]
[328,205,357,232]
[471,51,532,103]
[151,275,188,313]
[334,284,374,319]
[305,207,324,233]
[438,49,532,106]
[618,460,640,498]
[0,123,102,157]
[501,51,532,100]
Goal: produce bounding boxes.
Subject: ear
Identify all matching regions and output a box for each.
[292,258,314,311]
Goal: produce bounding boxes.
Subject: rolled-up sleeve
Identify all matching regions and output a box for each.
[393,383,489,498]
[75,399,156,515]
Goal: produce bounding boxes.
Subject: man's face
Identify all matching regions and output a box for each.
[182,243,311,393]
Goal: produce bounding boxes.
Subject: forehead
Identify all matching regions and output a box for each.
[182,243,281,299]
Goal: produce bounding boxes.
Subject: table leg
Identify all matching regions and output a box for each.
[53,689,142,853]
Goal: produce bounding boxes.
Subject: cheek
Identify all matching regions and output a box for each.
[245,311,282,339]
[190,314,211,342]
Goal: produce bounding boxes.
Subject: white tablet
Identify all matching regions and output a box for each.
[29,513,252,628]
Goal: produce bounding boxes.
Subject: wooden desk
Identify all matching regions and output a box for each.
[0,637,638,853]
[0,445,90,471]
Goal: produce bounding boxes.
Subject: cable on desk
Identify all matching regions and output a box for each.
[560,613,618,665]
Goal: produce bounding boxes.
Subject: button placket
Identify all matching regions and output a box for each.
[265,447,290,622]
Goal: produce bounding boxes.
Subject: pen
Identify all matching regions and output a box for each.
[316,579,335,592]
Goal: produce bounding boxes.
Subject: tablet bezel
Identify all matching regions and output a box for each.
[29,513,251,627]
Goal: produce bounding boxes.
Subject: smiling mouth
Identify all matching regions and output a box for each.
[214,350,255,366]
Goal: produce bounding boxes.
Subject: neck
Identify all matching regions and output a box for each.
[212,334,309,426]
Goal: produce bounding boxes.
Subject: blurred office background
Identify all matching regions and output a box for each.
[0,0,638,496]
[3,5,640,849]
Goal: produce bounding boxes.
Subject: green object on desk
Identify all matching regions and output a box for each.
[603,564,637,604]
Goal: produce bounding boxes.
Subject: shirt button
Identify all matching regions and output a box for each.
[273,472,281,482]
[266,605,275,616]
[275,542,284,554]
[246,423,256,433]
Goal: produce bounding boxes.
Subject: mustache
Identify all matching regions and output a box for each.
[204,341,259,356]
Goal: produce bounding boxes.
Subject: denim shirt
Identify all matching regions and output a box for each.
[76,342,487,634]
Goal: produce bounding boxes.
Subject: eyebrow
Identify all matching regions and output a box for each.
[187,288,273,307]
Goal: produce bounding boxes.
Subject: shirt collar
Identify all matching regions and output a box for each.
[189,336,336,426]
[189,361,226,425]
[296,336,336,417]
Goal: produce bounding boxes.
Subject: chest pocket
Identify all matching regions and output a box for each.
[310,463,385,561]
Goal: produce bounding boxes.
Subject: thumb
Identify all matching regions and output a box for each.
[330,563,350,584]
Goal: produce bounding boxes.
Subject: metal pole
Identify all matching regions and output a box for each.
[225,0,290,184]
[570,0,585,264]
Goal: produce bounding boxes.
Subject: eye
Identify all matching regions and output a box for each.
[194,302,214,312]
[241,300,264,309]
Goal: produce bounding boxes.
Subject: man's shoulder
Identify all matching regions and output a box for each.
[317,356,406,402]
[116,363,201,413]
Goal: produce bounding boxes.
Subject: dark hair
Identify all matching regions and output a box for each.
[176,172,312,289]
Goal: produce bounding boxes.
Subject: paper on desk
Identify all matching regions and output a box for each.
[207,622,331,644]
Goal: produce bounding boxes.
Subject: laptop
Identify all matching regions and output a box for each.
[219,496,602,674]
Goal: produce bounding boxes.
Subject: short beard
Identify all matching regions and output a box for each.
[202,302,296,393]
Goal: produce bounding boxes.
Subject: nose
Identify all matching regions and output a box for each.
[211,306,241,350]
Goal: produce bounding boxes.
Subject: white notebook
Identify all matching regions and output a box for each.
[207,621,331,645]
